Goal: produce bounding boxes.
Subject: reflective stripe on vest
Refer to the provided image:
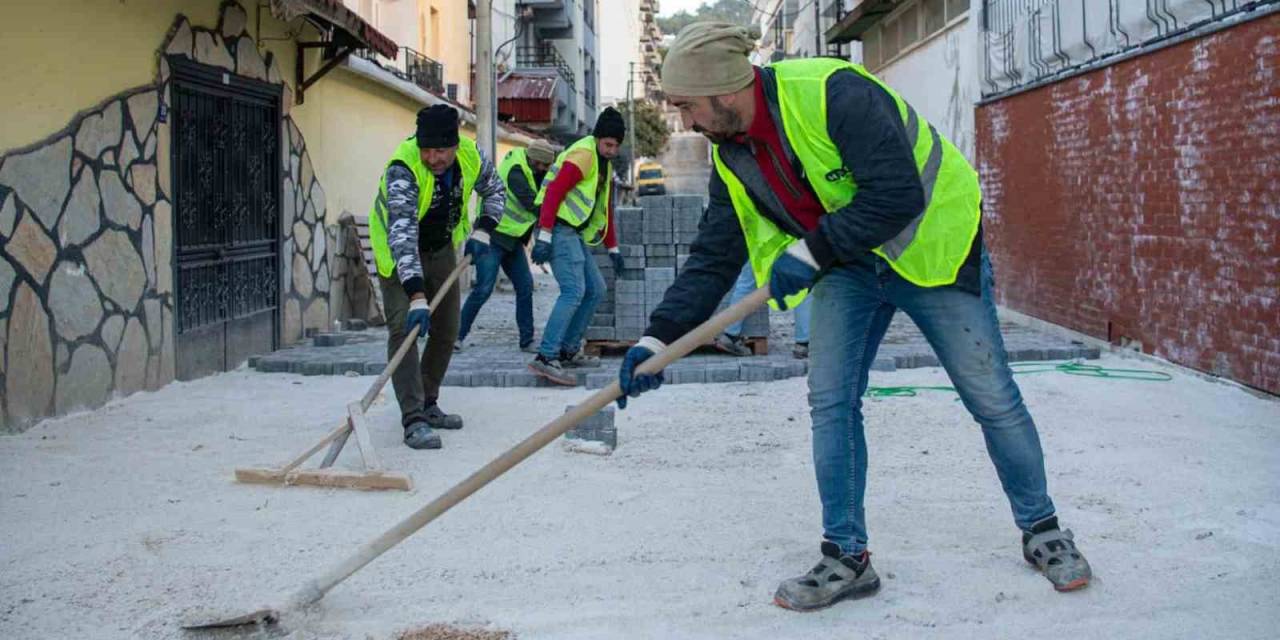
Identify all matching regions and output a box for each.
[495,147,540,238]
[713,58,982,308]
[368,136,482,278]
[534,135,612,245]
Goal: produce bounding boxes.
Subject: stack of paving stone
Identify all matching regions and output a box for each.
[585,194,769,345]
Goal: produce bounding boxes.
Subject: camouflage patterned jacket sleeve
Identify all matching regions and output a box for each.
[384,163,425,296]
[471,151,505,233]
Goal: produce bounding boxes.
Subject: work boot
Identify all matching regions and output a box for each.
[1022,516,1092,591]
[559,349,601,368]
[774,541,880,611]
[714,332,752,357]
[424,402,463,430]
[792,342,809,359]
[529,354,576,386]
[403,421,442,450]
[519,340,538,354]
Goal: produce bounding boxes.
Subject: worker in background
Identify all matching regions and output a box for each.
[456,139,557,353]
[526,107,627,385]
[368,105,505,449]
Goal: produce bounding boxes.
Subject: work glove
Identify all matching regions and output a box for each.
[768,240,820,311]
[617,336,665,410]
[531,228,554,265]
[405,296,430,338]
[464,229,491,260]
[609,248,625,272]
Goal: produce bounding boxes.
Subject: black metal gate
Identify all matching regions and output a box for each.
[170,57,281,380]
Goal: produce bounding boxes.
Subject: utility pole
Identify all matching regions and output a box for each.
[627,61,636,177]
[475,0,495,160]
[813,0,821,57]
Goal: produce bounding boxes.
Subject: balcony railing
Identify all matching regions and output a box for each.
[354,46,446,98]
[516,44,576,90]
[403,47,445,96]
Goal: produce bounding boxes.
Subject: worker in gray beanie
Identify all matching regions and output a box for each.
[616,20,1093,609]
[457,138,559,354]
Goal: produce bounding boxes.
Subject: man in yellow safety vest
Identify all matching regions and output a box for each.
[614,23,1093,610]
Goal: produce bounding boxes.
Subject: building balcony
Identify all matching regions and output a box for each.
[516,44,576,90]
[354,46,444,97]
[518,0,575,40]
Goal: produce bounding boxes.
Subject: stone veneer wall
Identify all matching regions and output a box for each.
[0,1,335,431]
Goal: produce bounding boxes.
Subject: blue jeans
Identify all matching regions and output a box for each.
[458,238,535,346]
[539,224,606,359]
[807,254,1055,554]
[725,263,811,342]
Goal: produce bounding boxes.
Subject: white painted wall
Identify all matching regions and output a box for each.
[875,17,979,163]
[599,0,642,105]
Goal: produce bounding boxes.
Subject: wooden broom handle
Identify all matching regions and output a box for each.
[290,286,774,607]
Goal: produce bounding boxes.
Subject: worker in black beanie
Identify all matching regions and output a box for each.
[523,107,627,385]
[366,103,506,450]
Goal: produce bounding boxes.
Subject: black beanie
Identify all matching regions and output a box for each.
[417,105,460,149]
[592,106,626,142]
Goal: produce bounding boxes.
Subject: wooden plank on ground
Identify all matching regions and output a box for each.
[235,467,411,491]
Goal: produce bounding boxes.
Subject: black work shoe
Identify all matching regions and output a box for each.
[529,354,576,386]
[559,350,601,368]
[424,402,463,430]
[792,342,809,359]
[774,541,880,611]
[1022,516,1092,591]
[403,421,442,450]
[714,333,753,357]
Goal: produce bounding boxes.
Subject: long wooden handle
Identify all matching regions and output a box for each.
[290,286,773,607]
[319,255,473,468]
[358,255,473,410]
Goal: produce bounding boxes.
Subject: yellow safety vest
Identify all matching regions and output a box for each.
[713,58,982,309]
[369,136,481,278]
[535,135,612,245]
[495,147,540,238]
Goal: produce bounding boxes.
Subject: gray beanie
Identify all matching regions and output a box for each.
[661,22,762,97]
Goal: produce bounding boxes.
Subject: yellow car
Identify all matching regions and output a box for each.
[635,162,666,196]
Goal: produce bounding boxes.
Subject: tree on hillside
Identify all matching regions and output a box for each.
[617,99,671,159]
[657,0,755,36]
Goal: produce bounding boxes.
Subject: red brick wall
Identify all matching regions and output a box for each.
[976,13,1280,395]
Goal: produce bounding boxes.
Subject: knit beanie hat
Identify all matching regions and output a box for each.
[662,22,761,96]
[526,139,557,165]
[592,107,626,142]
[416,104,460,149]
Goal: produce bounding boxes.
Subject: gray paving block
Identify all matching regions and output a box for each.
[1045,347,1073,361]
[335,360,367,375]
[256,356,292,373]
[668,367,706,384]
[775,360,807,379]
[592,313,615,326]
[706,364,741,383]
[615,326,643,341]
[248,355,262,368]
[646,256,676,268]
[442,371,468,386]
[565,404,615,428]
[504,370,541,387]
[586,326,615,341]
[585,372,614,389]
[870,357,896,372]
[740,362,776,382]
[645,244,675,257]
[644,267,675,280]
[469,370,500,387]
[364,361,388,375]
[301,360,334,376]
